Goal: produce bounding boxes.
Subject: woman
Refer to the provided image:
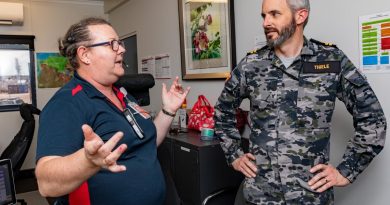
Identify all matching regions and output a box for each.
[35,17,189,205]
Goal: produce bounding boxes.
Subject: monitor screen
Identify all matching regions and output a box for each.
[0,159,16,205]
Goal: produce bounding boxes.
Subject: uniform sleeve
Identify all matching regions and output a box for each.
[36,94,86,161]
[214,59,248,165]
[336,53,387,182]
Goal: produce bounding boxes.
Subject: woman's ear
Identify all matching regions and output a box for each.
[295,9,309,26]
[77,46,91,65]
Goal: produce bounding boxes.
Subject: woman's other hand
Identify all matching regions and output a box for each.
[161,76,190,113]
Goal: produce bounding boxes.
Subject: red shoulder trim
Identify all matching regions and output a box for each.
[69,182,91,205]
[72,85,83,96]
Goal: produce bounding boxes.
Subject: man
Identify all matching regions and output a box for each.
[214,0,386,204]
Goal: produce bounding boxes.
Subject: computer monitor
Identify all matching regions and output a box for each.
[0,159,16,205]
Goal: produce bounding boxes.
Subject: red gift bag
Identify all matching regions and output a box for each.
[188,95,215,131]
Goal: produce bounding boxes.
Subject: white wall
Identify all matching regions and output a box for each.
[110,0,389,204]
[108,0,226,112]
[0,0,105,169]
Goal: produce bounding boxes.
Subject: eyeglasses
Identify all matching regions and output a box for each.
[86,39,125,51]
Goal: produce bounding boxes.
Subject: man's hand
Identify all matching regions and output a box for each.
[82,124,127,172]
[232,153,257,178]
[308,164,350,192]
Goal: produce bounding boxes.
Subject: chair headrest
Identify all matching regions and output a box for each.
[114,74,155,106]
[19,103,41,121]
[114,74,155,92]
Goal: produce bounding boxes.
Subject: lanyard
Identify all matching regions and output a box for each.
[123,107,144,139]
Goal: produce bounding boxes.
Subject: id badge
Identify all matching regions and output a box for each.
[128,102,151,119]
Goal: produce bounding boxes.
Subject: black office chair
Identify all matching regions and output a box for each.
[0,103,40,205]
[201,186,240,205]
[114,73,155,106]
[202,132,250,205]
[0,103,40,177]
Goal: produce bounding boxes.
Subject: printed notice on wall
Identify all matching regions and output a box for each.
[141,56,155,76]
[155,54,171,79]
[359,11,390,72]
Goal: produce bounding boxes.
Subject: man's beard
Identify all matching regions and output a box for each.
[265,18,297,48]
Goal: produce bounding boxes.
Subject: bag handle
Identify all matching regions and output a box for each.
[197,95,213,117]
[192,96,203,109]
[198,95,211,107]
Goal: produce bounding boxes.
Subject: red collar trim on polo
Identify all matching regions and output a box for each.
[113,86,126,108]
[72,84,83,96]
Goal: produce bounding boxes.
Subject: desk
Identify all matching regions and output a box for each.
[158,131,243,205]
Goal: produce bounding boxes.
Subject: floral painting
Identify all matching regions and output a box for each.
[191,3,221,60]
[179,0,235,79]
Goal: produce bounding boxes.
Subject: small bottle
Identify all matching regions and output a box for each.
[170,112,180,135]
[178,99,188,132]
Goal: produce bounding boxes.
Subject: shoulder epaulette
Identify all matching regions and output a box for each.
[246,49,260,56]
[310,38,338,48]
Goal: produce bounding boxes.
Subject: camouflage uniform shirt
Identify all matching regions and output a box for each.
[214,37,387,205]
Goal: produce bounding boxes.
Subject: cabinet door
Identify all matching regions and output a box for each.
[173,144,200,205]
[158,140,180,205]
[158,139,174,174]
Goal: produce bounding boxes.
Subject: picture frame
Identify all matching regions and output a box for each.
[178,0,236,80]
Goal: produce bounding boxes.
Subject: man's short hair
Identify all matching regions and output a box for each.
[287,0,310,28]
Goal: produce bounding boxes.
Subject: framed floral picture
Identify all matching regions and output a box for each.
[178,0,236,80]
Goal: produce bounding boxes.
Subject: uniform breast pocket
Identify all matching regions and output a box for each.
[296,73,339,129]
[250,77,279,129]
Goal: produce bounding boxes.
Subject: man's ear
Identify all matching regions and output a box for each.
[77,46,91,65]
[295,9,309,26]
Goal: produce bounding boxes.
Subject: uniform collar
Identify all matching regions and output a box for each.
[265,36,315,60]
[264,36,315,68]
[301,36,316,56]
[73,72,104,99]
[73,72,122,101]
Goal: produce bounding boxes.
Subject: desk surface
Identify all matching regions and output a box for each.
[167,130,220,147]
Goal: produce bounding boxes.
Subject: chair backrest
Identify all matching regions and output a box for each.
[0,103,40,178]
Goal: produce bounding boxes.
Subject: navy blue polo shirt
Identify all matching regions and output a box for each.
[37,72,165,205]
